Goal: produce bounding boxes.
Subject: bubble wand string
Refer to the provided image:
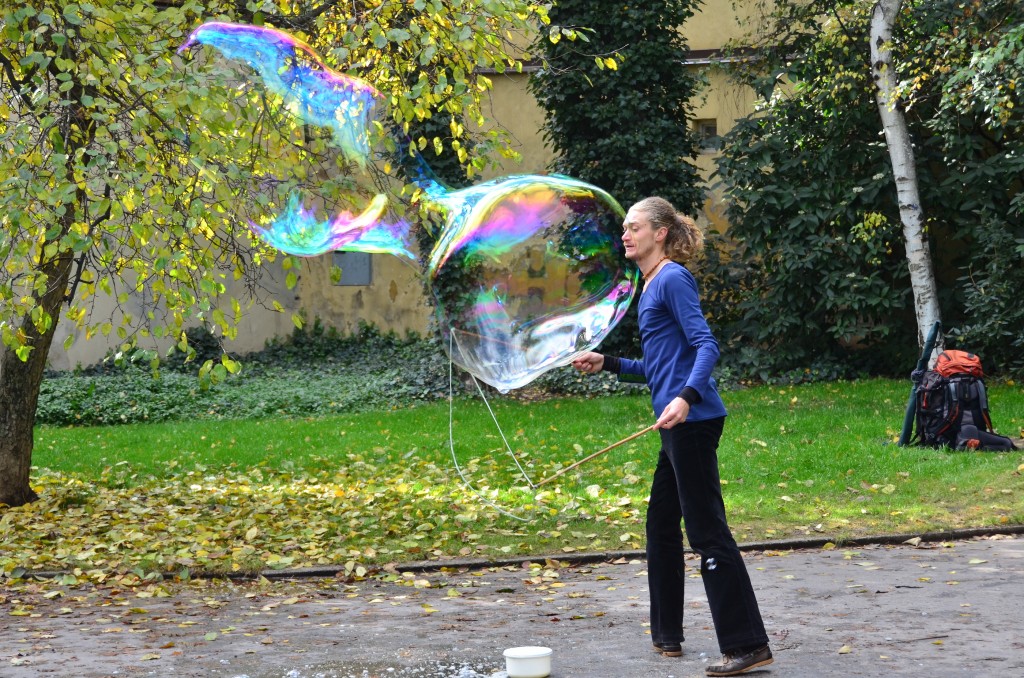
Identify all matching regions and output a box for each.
[535,424,656,487]
[446,332,531,522]
[468,380,537,489]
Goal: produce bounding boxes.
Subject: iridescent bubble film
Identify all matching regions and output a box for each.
[178,22,413,260]
[179,22,638,391]
[180,22,381,166]
[250,193,413,259]
[421,175,638,392]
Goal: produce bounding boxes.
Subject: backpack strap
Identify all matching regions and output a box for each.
[946,380,963,429]
[976,378,989,412]
[972,379,989,431]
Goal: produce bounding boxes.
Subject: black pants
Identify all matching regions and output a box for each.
[646,416,769,653]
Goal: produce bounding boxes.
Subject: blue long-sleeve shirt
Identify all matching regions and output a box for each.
[616,262,727,421]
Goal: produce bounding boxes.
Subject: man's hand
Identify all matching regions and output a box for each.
[655,397,690,429]
[571,352,604,374]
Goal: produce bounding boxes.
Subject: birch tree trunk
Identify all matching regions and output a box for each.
[870,0,942,351]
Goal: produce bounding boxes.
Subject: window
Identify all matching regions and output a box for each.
[695,119,721,152]
[332,251,372,286]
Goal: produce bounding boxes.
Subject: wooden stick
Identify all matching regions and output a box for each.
[535,424,656,487]
[887,635,949,644]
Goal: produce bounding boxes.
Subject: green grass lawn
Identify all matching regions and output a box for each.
[5,379,1023,581]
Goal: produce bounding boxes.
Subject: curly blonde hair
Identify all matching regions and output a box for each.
[632,196,704,263]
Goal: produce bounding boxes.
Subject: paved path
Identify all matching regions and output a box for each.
[3,535,1023,677]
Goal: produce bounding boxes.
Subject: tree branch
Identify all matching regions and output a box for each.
[0,50,38,109]
[66,184,113,307]
[244,0,351,32]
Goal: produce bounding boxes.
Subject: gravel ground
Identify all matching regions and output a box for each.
[3,534,1023,678]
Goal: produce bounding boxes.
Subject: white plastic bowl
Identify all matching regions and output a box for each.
[503,646,552,678]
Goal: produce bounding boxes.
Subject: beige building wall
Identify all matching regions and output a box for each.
[294,254,433,336]
[50,0,754,369]
[49,252,437,371]
[479,72,555,177]
[49,258,299,371]
[691,65,758,233]
[686,1,760,233]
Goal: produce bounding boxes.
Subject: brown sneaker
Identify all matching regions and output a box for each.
[705,644,773,676]
[652,641,683,657]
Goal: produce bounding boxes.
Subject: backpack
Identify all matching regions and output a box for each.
[913,350,1017,451]
[934,349,984,379]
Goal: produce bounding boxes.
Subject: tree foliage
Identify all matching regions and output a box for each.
[0,0,556,506]
[528,0,705,354]
[714,0,1024,377]
[0,0,554,357]
[897,1,1024,372]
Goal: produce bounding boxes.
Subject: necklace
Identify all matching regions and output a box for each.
[642,256,670,280]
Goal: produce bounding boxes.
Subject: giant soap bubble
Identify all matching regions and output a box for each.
[178,22,412,258]
[179,22,638,391]
[418,174,635,391]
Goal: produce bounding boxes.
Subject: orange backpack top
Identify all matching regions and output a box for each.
[934,350,984,378]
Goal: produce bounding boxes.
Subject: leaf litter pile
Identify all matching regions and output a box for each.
[0,454,649,585]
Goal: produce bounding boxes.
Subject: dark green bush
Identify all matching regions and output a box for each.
[946,215,1024,375]
[37,321,653,427]
[713,0,1024,379]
